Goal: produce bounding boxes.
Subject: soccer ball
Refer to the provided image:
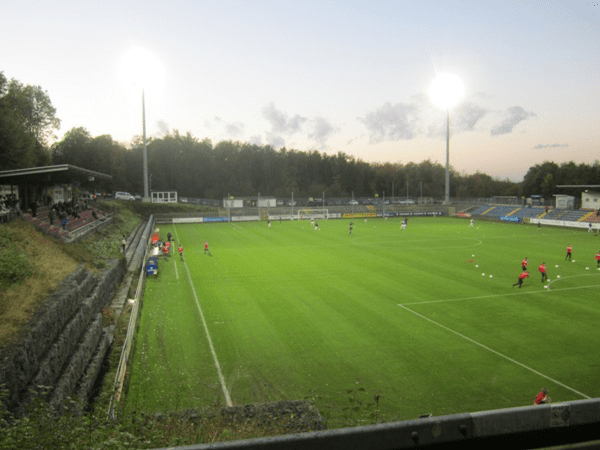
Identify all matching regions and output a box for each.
[472,254,475,257]
[544,285,549,289]
[572,260,576,263]
[482,273,485,276]
[557,275,561,279]
[555,265,559,268]
[586,267,590,270]
[475,264,479,268]
[489,275,493,278]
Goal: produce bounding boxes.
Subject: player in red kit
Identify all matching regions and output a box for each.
[595,251,600,268]
[565,244,572,261]
[178,243,184,259]
[534,387,551,405]
[512,270,529,288]
[204,241,210,255]
[538,262,548,283]
[521,257,528,271]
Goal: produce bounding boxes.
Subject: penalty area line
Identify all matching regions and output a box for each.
[397,303,591,400]
[174,225,232,407]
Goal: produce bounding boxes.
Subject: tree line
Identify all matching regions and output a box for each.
[2,71,599,201]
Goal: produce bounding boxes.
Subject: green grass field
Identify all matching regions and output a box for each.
[124,217,600,427]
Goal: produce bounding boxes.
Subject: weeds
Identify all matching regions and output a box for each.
[343,380,384,426]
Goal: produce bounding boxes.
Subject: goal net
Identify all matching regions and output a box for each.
[297,209,329,220]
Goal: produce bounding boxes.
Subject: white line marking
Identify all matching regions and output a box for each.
[173,250,179,280]
[174,225,232,406]
[397,303,591,400]
[400,282,600,306]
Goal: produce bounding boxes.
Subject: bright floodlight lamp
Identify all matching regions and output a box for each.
[429,73,464,205]
[120,47,165,202]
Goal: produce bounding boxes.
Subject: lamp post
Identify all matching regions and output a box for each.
[143,89,149,202]
[444,109,450,205]
[120,47,164,203]
[429,73,464,205]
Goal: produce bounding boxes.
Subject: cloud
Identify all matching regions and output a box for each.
[358,102,420,143]
[248,134,263,146]
[259,103,338,149]
[156,119,169,136]
[308,117,337,147]
[490,106,536,136]
[426,102,488,139]
[265,132,285,149]
[454,103,487,132]
[533,143,569,149]
[262,103,307,134]
[224,121,244,138]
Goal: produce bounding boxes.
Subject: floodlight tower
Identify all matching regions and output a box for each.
[429,73,464,205]
[142,89,149,202]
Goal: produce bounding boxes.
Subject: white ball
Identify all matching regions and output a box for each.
[572,260,576,263]
[472,254,475,257]
[489,275,493,278]
[555,265,559,268]
[586,267,590,270]
[482,273,485,276]
[557,275,561,279]
[544,285,549,289]
[475,264,479,268]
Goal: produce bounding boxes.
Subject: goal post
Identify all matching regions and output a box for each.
[297,209,329,220]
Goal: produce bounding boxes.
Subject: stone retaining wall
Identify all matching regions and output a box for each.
[0,258,125,415]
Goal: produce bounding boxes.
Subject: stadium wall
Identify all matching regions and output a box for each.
[0,259,125,415]
[531,218,600,230]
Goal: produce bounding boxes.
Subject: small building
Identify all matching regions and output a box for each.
[554,194,575,209]
[582,191,600,210]
[151,191,178,204]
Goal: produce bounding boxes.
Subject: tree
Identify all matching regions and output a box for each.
[0,72,60,169]
[51,127,93,166]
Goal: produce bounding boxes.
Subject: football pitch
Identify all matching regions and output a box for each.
[124,217,600,426]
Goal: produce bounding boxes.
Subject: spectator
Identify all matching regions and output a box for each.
[29,200,37,217]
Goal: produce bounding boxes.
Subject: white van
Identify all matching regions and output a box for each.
[114,191,135,201]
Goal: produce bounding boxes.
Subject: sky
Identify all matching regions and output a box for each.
[2,0,599,181]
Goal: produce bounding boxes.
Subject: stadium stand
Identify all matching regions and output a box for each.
[510,207,546,220]
[22,205,109,241]
[479,206,516,218]
[559,209,591,222]
[469,205,494,216]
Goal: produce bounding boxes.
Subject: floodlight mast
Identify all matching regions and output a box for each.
[444,110,450,205]
[429,73,464,205]
[142,89,149,202]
